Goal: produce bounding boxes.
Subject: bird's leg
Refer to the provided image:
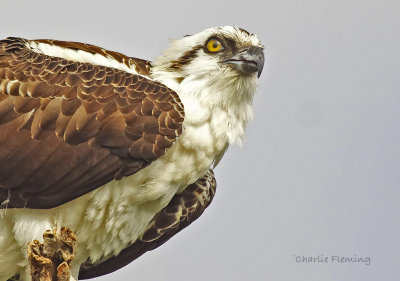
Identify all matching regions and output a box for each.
[27,227,76,281]
[56,228,76,281]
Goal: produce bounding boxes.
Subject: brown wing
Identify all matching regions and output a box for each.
[78,169,217,279]
[0,37,184,209]
[33,39,152,76]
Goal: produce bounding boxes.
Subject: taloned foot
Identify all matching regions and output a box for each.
[27,227,76,281]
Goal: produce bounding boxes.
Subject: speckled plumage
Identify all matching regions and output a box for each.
[0,37,183,208]
[0,26,264,281]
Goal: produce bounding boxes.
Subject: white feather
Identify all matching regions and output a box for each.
[0,26,262,281]
[27,41,146,77]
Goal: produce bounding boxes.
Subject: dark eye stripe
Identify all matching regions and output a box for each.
[223,37,237,51]
[167,45,202,71]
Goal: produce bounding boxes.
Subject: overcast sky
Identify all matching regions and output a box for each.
[1,0,399,280]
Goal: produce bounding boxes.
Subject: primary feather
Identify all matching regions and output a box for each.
[0,26,264,281]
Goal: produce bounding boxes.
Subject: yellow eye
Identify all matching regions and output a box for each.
[206,39,224,52]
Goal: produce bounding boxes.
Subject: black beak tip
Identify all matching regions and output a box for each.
[253,47,265,78]
[225,46,265,78]
[257,65,263,78]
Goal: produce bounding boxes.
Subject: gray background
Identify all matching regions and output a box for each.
[1,0,399,280]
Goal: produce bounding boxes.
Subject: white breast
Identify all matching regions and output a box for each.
[1,96,224,272]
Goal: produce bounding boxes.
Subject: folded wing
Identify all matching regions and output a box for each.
[79,169,216,279]
[0,37,184,209]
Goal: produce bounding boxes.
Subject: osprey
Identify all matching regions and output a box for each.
[0,26,264,281]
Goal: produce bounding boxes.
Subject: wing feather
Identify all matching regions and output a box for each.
[79,169,217,279]
[0,37,184,209]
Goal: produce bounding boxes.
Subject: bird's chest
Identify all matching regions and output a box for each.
[7,104,228,265]
[68,119,224,261]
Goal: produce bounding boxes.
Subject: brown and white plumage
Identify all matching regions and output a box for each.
[0,26,264,281]
[78,169,216,279]
[0,37,183,209]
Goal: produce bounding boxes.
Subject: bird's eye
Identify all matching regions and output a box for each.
[206,39,224,53]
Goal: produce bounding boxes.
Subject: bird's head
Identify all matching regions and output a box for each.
[151,26,264,106]
[151,26,264,146]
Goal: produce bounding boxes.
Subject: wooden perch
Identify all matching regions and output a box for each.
[27,227,76,281]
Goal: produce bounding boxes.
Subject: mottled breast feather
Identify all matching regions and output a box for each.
[0,37,184,209]
[79,169,216,279]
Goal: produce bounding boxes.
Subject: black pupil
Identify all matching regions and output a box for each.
[213,41,219,48]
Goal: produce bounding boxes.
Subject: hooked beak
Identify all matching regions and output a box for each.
[224,46,265,78]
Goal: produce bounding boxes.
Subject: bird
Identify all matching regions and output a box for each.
[0,26,264,281]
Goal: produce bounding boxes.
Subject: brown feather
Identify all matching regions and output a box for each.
[0,37,184,209]
[78,169,216,279]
